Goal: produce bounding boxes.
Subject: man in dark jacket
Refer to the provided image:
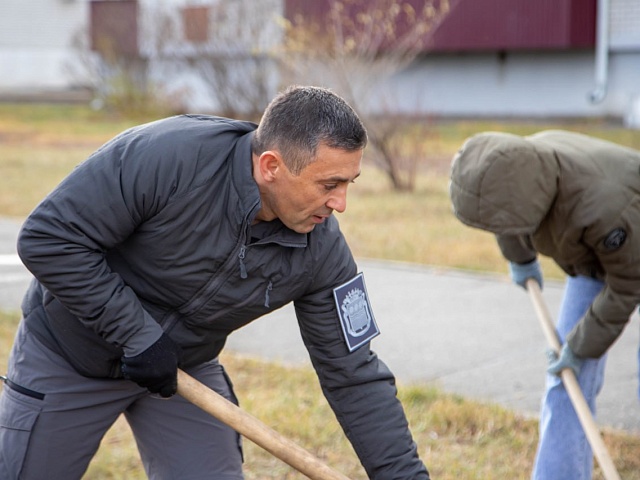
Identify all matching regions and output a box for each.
[0,86,430,479]
[449,129,640,480]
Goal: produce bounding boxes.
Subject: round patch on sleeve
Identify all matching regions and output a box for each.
[603,228,627,250]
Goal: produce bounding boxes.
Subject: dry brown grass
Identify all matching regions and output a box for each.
[1,105,640,478]
[1,309,639,479]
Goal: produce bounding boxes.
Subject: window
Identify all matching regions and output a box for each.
[90,0,139,56]
[182,6,210,43]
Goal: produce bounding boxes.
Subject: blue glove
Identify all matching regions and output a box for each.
[547,343,583,377]
[508,259,543,290]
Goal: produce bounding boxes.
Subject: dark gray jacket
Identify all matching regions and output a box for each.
[17,115,428,478]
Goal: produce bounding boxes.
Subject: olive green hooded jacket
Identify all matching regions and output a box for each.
[449,130,640,358]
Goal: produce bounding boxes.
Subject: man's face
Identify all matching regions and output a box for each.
[257,143,362,233]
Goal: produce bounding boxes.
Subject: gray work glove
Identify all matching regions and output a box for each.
[508,259,543,290]
[547,343,584,377]
[121,333,182,398]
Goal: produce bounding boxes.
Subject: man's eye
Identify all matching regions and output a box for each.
[324,184,338,191]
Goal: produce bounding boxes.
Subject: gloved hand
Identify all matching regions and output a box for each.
[121,333,182,398]
[547,343,583,377]
[508,259,543,290]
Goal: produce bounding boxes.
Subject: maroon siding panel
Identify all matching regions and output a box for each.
[284,0,596,52]
[90,0,139,56]
[426,0,596,51]
[285,0,329,19]
[568,1,597,47]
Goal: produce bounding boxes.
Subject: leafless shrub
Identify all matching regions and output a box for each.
[146,0,281,120]
[279,0,450,190]
[66,25,183,118]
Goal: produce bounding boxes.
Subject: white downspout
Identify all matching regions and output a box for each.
[588,0,610,103]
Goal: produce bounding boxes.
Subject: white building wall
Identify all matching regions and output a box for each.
[610,0,640,49]
[0,0,88,90]
[377,50,640,121]
[140,0,284,112]
[608,0,640,127]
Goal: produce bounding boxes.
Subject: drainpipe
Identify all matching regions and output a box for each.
[588,0,609,103]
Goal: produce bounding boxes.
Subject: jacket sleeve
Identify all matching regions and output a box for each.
[567,223,640,358]
[17,120,193,356]
[568,280,638,358]
[294,218,429,479]
[495,234,537,264]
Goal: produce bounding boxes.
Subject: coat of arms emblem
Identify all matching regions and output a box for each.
[333,273,380,351]
[341,288,372,336]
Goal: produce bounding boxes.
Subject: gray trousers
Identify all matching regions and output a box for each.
[0,321,244,480]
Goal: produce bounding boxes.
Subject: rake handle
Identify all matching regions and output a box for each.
[176,369,350,480]
[526,279,621,480]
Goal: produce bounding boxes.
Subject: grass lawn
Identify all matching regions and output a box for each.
[1,103,639,478]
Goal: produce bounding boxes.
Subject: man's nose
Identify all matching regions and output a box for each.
[327,186,348,213]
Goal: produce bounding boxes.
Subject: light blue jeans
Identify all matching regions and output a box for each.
[532,275,608,480]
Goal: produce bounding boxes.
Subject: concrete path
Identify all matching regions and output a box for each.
[0,218,31,312]
[1,217,638,434]
[226,259,639,435]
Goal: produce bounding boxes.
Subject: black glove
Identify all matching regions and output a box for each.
[121,333,181,398]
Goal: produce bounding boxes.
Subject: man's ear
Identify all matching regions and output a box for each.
[257,151,282,183]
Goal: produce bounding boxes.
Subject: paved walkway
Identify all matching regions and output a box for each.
[227,259,639,435]
[1,217,638,434]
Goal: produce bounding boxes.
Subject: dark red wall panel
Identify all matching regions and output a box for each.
[284,0,596,52]
[90,0,139,56]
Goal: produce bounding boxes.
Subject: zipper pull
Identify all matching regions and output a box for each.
[264,280,273,308]
[238,246,248,279]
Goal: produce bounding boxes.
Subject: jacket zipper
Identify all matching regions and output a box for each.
[238,245,248,279]
[264,280,273,307]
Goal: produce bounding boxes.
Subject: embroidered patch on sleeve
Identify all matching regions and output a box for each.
[603,228,627,250]
[333,272,380,352]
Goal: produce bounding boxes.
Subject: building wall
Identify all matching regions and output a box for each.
[610,0,640,49]
[0,0,638,126]
[377,50,640,122]
[141,0,283,113]
[369,0,640,127]
[424,0,596,51]
[0,0,88,90]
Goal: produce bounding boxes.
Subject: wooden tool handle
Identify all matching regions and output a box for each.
[177,369,351,480]
[526,280,621,480]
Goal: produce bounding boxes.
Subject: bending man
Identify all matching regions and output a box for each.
[0,85,429,479]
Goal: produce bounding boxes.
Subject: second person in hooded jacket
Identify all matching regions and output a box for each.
[449,129,640,480]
